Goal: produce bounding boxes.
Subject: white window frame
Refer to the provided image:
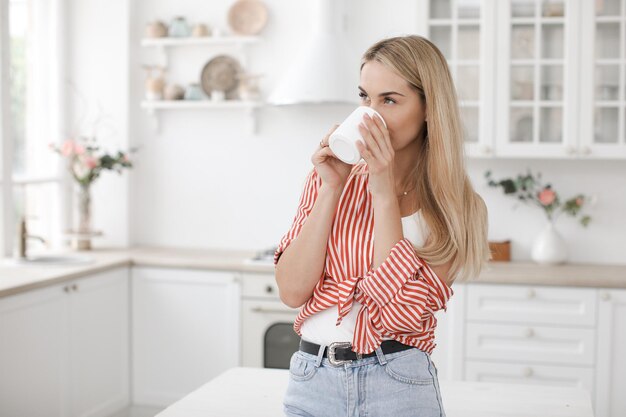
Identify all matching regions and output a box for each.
[0,0,69,257]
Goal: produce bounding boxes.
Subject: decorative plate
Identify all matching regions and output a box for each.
[200,55,243,99]
[227,0,268,36]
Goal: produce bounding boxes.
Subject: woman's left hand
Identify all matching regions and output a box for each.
[356,113,396,199]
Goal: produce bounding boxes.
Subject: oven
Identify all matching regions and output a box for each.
[240,272,301,369]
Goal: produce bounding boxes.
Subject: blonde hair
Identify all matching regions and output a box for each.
[360,35,491,283]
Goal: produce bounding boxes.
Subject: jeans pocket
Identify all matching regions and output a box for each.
[288,352,318,382]
[384,349,434,385]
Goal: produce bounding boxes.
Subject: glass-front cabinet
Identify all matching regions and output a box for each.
[418,0,626,159]
[418,0,496,157]
[495,0,578,158]
[580,0,626,158]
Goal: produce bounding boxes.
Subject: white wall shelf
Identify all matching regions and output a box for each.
[140,35,263,135]
[140,35,260,48]
[140,100,264,134]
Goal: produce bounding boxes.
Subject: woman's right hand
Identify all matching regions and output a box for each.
[312,124,353,190]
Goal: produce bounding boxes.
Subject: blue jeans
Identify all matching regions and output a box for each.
[283,344,446,417]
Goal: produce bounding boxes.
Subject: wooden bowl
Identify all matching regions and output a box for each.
[227,0,269,36]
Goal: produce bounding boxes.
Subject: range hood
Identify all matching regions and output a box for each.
[266,0,359,106]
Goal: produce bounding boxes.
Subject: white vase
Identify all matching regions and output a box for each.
[531,221,567,265]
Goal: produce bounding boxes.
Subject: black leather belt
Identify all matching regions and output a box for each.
[299,339,414,366]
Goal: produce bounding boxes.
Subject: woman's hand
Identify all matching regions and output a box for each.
[312,124,353,190]
[356,113,396,199]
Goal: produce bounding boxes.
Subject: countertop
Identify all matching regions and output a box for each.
[154,367,594,417]
[1,245,625,298]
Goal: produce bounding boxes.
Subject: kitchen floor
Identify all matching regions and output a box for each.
[107,405,165,417]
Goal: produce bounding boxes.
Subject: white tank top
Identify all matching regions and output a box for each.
[300,209,430,346]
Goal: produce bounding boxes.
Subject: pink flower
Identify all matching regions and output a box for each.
[575,197,584,206]
[84,156,98,169]
[538,188,556,206]
[122,154,129,163]
[74,144,86,155]
[61,139,75,156]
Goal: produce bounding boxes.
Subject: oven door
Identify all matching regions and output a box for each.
[241,299,300,369]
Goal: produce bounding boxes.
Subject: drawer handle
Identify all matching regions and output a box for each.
[523,367,534,377]
[265,285,274,294]
[601,292,611,302]
[251,306,296,314]
[527,288,536,299]
[525,328,535,338]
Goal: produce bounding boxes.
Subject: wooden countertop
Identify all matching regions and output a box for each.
[154,367,594,417]
[0,245,625,298]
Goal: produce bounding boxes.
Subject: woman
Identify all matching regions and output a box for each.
[274,35,491,417]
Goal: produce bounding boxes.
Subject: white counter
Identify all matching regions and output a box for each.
[1,246,625,298]
[154,367,594,417]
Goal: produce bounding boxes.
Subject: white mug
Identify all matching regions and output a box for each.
[329,106,387,164]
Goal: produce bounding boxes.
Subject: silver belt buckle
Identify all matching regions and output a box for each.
[327,342,361,366]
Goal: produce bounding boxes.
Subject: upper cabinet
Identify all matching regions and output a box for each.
[419,0,497,157]
[418,0,626,159]
[496,0,577,158]
[580,0,626,158]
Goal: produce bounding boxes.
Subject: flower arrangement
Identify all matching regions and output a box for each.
[49,136,136,187]
[49,135,137,250]
[485,169,593,227]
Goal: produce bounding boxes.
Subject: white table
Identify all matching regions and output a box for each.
[155,367,595,417]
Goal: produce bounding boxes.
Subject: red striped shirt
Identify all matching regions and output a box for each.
[274,163,454,355]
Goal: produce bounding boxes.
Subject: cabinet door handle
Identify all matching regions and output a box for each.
[523,367,534,377]
[527,288,536,298]
[265,285,274,294]
[565,145,577,155]
[582,146,592,156]
[63,285,70,293]
[601,292,611,301]
[251,306,296,314]
[71,284,78,292]
[525,328,535,338]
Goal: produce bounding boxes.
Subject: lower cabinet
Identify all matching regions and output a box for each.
[460,283,626,417]
[431,282,466,381]
[465,360,594,389]
[0,267,130,417]
[595,288,626,417]
[131,266,240,407]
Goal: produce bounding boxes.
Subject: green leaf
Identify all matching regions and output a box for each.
[501,179,517,194]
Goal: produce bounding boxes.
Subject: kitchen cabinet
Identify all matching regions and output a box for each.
[131,266,240,407]
[579,0,626,158]
[463,283,597,399]
[460,282,626,417]
[595,288,626,417]
[418,0,626,159]
[494,0,579,158]
[431,282,466,381]
[417,0,497,158]
[0,267,130,417]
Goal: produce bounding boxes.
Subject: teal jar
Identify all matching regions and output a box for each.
[184,83,205,100]
[168,17,191,37]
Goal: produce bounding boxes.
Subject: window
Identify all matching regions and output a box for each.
[0,0,65,257]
